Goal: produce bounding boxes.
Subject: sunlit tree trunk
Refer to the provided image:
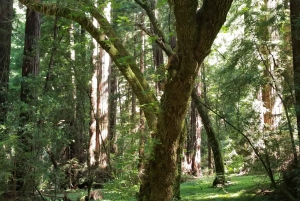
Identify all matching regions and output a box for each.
[183,77,202,177]
[89,2,111,169]
[185,100,202,176]
[0,0,13,124]
[98,4,111,169]
[259,0,297,167]
[89,28,102,167]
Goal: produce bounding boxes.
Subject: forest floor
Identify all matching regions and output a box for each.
[179,174,274,201]
[1,174,276,201]
[56,174,275,201]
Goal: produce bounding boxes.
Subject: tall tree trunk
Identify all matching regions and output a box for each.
[0,0,13,124]
[89,34,102,167]
[44,16,59,92]
[108,63,118,155]
[89,3,111,170]
[17,6,41,193]
[189,100,202,176]
[183,98,202,176]
[290,0,300,150]
[137,12,146,175]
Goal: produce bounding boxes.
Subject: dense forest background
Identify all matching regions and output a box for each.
[1,0,300,200]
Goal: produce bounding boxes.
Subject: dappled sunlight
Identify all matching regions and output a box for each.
[180,175,271,201]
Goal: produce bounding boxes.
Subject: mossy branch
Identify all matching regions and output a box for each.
[18,0,158,129]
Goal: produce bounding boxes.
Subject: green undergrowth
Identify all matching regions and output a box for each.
[37,174,272,201]
[180,174,271,201]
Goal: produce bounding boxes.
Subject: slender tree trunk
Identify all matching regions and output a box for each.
[89,34,102,167]
[108,63,118,155]
[44,16,59,92]
[192,90,225,185]
[208,144,213,175]
[137,12,146,175]
[0,0,13,124]
[17,5,41,193]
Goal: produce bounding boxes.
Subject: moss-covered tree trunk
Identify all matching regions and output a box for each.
[18,0,233,199]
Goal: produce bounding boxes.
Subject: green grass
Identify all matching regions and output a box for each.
[38,174,272,201]
[180,174,271,201]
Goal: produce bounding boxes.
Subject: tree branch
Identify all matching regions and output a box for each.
[134,0,174,57]
[195,0,233,59]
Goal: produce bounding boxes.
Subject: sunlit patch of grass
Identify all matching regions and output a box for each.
[180,174,271,201]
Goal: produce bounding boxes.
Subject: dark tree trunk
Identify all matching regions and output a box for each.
[192,90,225,185]
[44,16,59,92]
[17,6,41,193]
[0,0,13,124]
[290,0,300,150]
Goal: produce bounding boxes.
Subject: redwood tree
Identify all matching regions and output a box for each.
[18,0,233,200]
[0,0,13,124]
[17,6,41,193]
[290,0,300,149]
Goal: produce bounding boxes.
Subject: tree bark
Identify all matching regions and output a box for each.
[183,99,202,176]
[290,0,300,150]
[0,0,13,124]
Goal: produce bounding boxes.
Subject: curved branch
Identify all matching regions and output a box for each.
[134,0,174,56]
[18,0,158,129]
